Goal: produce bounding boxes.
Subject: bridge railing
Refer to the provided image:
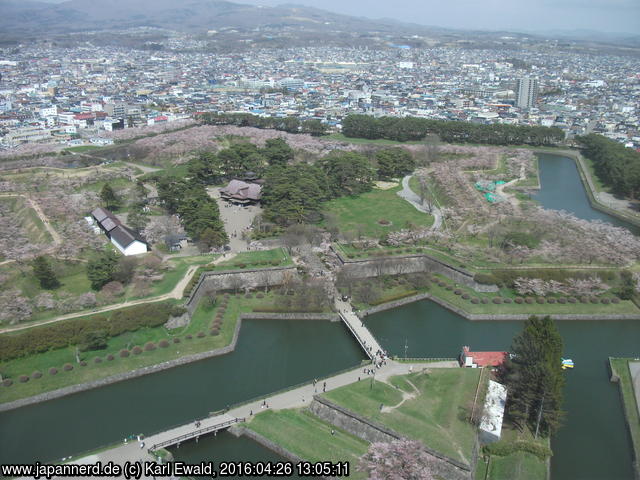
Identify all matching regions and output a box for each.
[339,313,375,359]
[148,417,245,452]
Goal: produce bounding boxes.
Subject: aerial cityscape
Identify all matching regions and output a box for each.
[0,0,639,479]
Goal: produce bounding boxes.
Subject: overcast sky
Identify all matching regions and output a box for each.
[249,0,640,35]
[39,0,640,35]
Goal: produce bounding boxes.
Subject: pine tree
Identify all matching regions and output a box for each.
[100,183,120,210]
[32,256,59,289]
[501,315,565,437]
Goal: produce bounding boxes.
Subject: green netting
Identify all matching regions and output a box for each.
[475,180,496,192]
[484,192,506,203]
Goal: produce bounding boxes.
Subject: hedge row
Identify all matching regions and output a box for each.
[483,439,552,460]
[369,290,419,306]
[0,302,176,362]
[252,307,326,313]
[475,269,618,287]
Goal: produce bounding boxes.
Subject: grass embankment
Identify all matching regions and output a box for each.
[427,274,639,316]
[323,369,483,465]
[0,292,278,404]
[246,409,369,479]
[610,358,640,478]
[0,196,52,244]
[323,185,434,238]
[475,426,550,480]
[325,133,423,146]
[64,145,104,153]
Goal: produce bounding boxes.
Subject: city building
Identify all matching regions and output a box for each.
[516,77,539,109]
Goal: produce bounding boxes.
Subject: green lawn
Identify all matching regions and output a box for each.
[326,133,423,146]
[246,408,369,479]
[215,248,291,270]
[323,185,434,238]
[476,426,549,480]
[323,369,483,465]
[610,358,640,479]
[64,145,103,153]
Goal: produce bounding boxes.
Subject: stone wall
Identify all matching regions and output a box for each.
[186,265,298,313]
[333,247,497,293]
[310,396,472,480]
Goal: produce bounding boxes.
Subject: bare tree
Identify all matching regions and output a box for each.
[358,439,438,480]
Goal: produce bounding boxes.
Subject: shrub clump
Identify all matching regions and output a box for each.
[49,367,58,376]
[185,334,193,340]
[19,375,29,383]
[515,297,524,304]
[210,329,220,336]
[94,357,102,364]
[132,346,143,355]
[504,298,513,304]
[454,289,462,295]
[3,379,13,387]
[601,298,610,304]
[173,337,181,344]
[547,298,556,304]
[119,349,130,358]
[590,297,599,304]
[462,293,470,300]
[106,354,115,361]
[159,340,170,348]
[31,371,43,379]
[80,361,87,366]
[558,297,567,304]
[244,293,253,299]
[197,331,206,338]
[63,363,73,371]
[144,342,157,351]
[525,297,534,304]
[536,297,545,304]
[568,297,577,304]
[256,292,264,299]
[471,298,480,304]
[492,297,503,304]
[612,297,621,304]
[481,298,490,304]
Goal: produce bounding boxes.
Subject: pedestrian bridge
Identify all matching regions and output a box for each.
[335,300,383,360]
[146,414,244,452]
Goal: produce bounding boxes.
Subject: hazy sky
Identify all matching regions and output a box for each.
[247,0,640,35]
[39,0,640,35]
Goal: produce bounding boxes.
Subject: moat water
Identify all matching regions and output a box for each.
[0,153,637,479]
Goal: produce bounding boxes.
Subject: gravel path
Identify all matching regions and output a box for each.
[397,175,443,230]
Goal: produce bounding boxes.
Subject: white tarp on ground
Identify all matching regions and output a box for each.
[479,380,508,444]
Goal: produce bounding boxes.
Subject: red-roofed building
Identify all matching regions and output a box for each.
[460,346,508,368]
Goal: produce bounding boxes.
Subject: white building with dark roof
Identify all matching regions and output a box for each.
[91,207,149,256]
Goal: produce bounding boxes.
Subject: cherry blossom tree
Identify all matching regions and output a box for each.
[358,439,438,480]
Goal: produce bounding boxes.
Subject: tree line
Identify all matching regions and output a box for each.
[198,112,328,136]
[576,134,640,199]
[157,176,227,249]
[341,114,565,146]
